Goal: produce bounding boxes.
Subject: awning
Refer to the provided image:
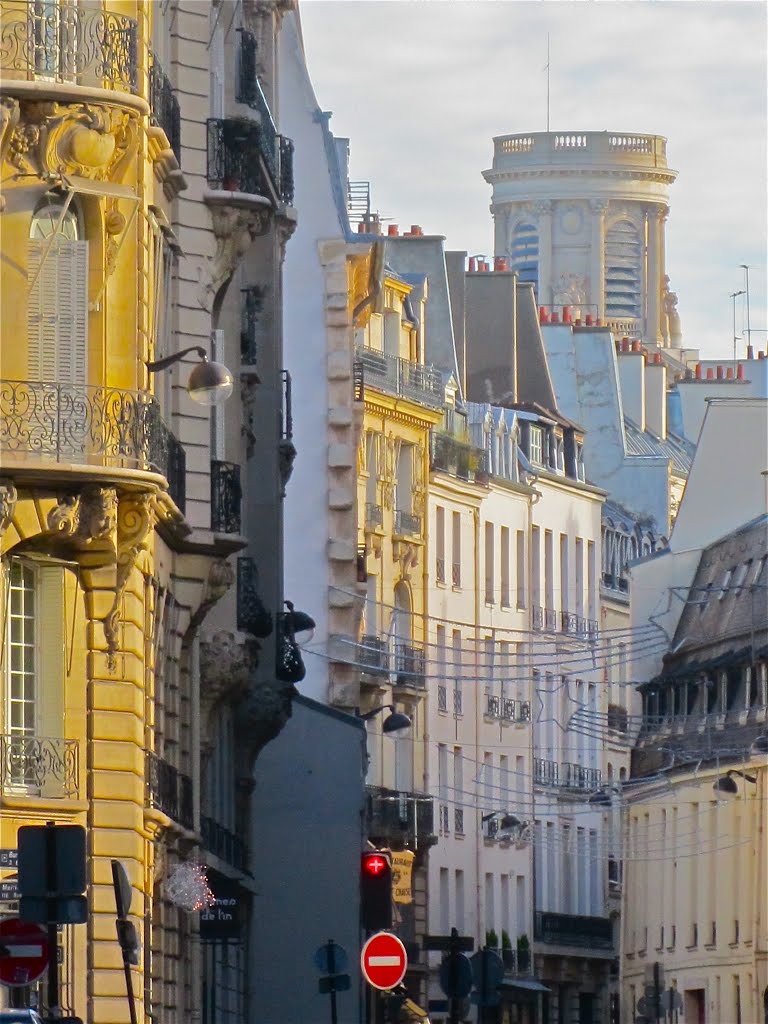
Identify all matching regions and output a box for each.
[61,173,137,201]
[500,978,551,994]
[402,997,431,1021]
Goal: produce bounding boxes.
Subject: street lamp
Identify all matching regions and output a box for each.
[712,768,757,798]
[146,345,234,405]
[359,704,412,737]
[750,735,768,756]
[283,600,315,647]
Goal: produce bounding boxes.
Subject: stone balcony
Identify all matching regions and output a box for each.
[489,131,670,171]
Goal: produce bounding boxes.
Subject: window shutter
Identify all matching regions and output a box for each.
[27,239,88,383]
[27,240,58,381]
[36,564,65,739]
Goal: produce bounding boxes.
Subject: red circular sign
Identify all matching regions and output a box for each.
[360,931,407,991]
[0,918,50,988]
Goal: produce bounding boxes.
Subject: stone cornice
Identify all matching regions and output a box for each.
[484,166,677,186]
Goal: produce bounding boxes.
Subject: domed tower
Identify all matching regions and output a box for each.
[484,132,679,347]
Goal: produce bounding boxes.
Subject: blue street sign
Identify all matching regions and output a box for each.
[0,850,18,870]
[438,952,473,999]
[470,948,505,1007]
[0,880,19,901]
[318,974,351,994]
[313,942,348,975]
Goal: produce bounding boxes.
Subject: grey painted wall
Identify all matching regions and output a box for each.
[250,695,366,1024]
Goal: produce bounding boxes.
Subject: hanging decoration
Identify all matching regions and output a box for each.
[164,861,215,913]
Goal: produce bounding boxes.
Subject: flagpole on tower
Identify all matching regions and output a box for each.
[545,33,551,133]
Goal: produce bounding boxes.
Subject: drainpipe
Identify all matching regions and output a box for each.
[527,487,539,951]
[191,632,201,835]
[473,505,482,942]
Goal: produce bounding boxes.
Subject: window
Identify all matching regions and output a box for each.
[544,530,554,612]
[5,561,36,741]
[452,511,461,587]
[604,218,641,319]
[455,870,465,933]
[531,527,541,609]
[500,527,510,607]
[485,521,495,604]
[436,505,446,584]
[575,538,584,617]
[719,567,735,600]
[510,222,539,293]
[529,426,544,466]
[28,194,88,384]
[560,534,569,614]
[587,540,596,620]
[396,444,414,515]
[516,530,526,607]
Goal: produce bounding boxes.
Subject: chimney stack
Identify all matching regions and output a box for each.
[645,353,667,439]
[617,345,646,430]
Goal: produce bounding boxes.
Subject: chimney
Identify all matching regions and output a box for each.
[617,347,646,430]
[468,257,476,273]
[644,353,667,438]
[716,364,724,380]
[388,224,399,237]
[706,367,715,379]
[737,363,745,380]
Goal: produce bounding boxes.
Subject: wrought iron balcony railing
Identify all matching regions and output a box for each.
[394,509,421,536]
[534,757,559,787]
[430,432,490,483]
[486,694,501,718]
[354,347,443,409]
[452,562,461,588]
[201,814,248,873]
[0,3,138,93]
[0,380,185,509]
[437,684,447,712]
[207,117,294,205]
[532,605,544,630]
[534,911,614,950]
[545,607,558,631]
[365,785,435,846]
[561,611,578,634]
[149,56,181,162]
[211,460,242,534]
[436,556,446,584]
[240,285,265,366]
[454,807,464,835]
[146,751,193,831]
[395,642,426,689]
[0,734,78,798]
[236,556,272,638]
[365,502,383,529]
[359,634,389,674]
[534,757,601,791]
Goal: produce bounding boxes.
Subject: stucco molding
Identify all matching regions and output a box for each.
[46,484,118,543]
[0,479,18,537]
[103,492,155,667]
[197,201,271,311]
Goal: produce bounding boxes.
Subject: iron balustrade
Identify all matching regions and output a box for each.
[439,804,450,834]
[431,432,490,483]
[207,116,294,205]
[0,380,185,508]
[587,619,600,641]
[365,786,435,846]
[365,503,383,529]
[545,607,558,631]
[436,556,446,584]
[486,695,501,718]
[353,359,364,402]
[561,611,578,634]
[355,347,443,409]
[534,757,559,786]
[502,698,517,722]
[534,911,614,950]
[519,701,531,721]
[532,605,544,630]
[235,29,258,105]
[394,509,421,536]
[211,460,242,534]
[240,286,264,365]
[602,571,629,594]
[149,56,181,161]
[437,685,447,712]
[359,634,389,674]
[452,562,461,588]
[201,815,248,872]
[279,136,295,206]
[236,556,272,637]
[454,807,465,835]
[0,734,78,798]
[534,757,601,790]
[146,751,193,829]
[0,2,138,92]
[453,686,463,716]
[395,642,426,689]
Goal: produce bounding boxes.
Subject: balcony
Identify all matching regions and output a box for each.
[486,694,501,719]
[201,815,248,873]
[149,57,181,162]
[236,556,272,638]
[211,460,242,535]
[394,509,421,537]
[437,684,448,712]
[452,562,461,588]
[0,734,78,799]
[545,607,558,631]
[365,502,383,530]
[534,757,601,791]
[146,751,194,831]
[532,605,544,630]
[365,785,435,847]
[207,116,294,206]
[359,634,389,674]
[0,380,185,511]
[430,432,490,484]
[534,911,614,950]
[354,347,443,409]
[501,698,531,723]
[0,3,138,95]
[395,642,426,689]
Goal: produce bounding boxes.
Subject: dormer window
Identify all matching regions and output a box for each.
[529,425,544,466]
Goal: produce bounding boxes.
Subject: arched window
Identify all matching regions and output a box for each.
[604,219,641,319]
[509,222,539,292]
[27,194,88,383]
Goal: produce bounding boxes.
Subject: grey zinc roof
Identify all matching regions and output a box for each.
[623,418,694,477]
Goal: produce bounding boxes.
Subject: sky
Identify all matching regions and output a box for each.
[299,0,767,362]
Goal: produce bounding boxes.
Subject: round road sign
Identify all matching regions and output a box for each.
[360,931,407,991]
[0,919,49,988]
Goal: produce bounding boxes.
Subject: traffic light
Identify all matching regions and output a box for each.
[360,851,392,932]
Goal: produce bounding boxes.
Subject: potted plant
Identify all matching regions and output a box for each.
[516,933,530,972]
[501,929,515,971]
[485,928,499,951]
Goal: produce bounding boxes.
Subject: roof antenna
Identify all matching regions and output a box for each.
[544,33,551,133]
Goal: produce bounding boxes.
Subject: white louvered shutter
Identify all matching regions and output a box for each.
[36,564,65,739]
[27,239,88,383]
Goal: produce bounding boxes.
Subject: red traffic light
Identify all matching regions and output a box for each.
[362,853,389,877]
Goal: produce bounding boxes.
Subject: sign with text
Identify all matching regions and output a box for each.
[0,850,18,870]
[390,850,415,905]
[199,874,242,942]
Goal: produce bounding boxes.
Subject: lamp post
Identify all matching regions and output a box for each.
[730,291,745,373]
[146,345,234,405]
[712,768,757,798]
[359,704,412,737]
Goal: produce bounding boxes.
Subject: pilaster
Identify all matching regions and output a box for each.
[645,204,664,345]
[536,200,553,308]
[589,199,608,319]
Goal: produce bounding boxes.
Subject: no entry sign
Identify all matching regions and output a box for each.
[0,918,49,988]
[360,931,407,991]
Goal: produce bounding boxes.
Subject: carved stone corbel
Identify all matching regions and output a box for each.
[0,100,20,206]
[278,438,297,496]
[197,205,270,310]
[0,479,18,538]
[199,629,259,751]
[103,493,155,668]
[393,540,419,581]
[46,484,118,542]
[188,558,235,631]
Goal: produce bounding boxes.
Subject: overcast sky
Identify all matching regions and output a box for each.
[299,0,767,362]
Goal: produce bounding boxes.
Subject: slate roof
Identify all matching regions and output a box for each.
[623,418,694,477]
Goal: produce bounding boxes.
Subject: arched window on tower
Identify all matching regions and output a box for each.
[604,219,641,320]
[27,193,89,384]
[509,222,539,294]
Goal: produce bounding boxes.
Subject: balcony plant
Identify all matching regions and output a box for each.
[516,933,530,972]
[501,929,515,970]
[485,928,499,951]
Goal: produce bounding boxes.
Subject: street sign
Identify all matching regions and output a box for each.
[318,975,351,994]
[199,874,241,942]
[469,948,505,1007]
[0,919,49,988]
[314,942,348,975]
[0,881,19,902]
[424,933,475,952]
[438,951,472,999]
[0,851,18,870]
[360,931,407,991]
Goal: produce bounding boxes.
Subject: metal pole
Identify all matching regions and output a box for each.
[121,948,138,1024]
[741,265,752,352]
[44,822,60,1022]
[327,940,338,1024]
[730,290,745,372]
